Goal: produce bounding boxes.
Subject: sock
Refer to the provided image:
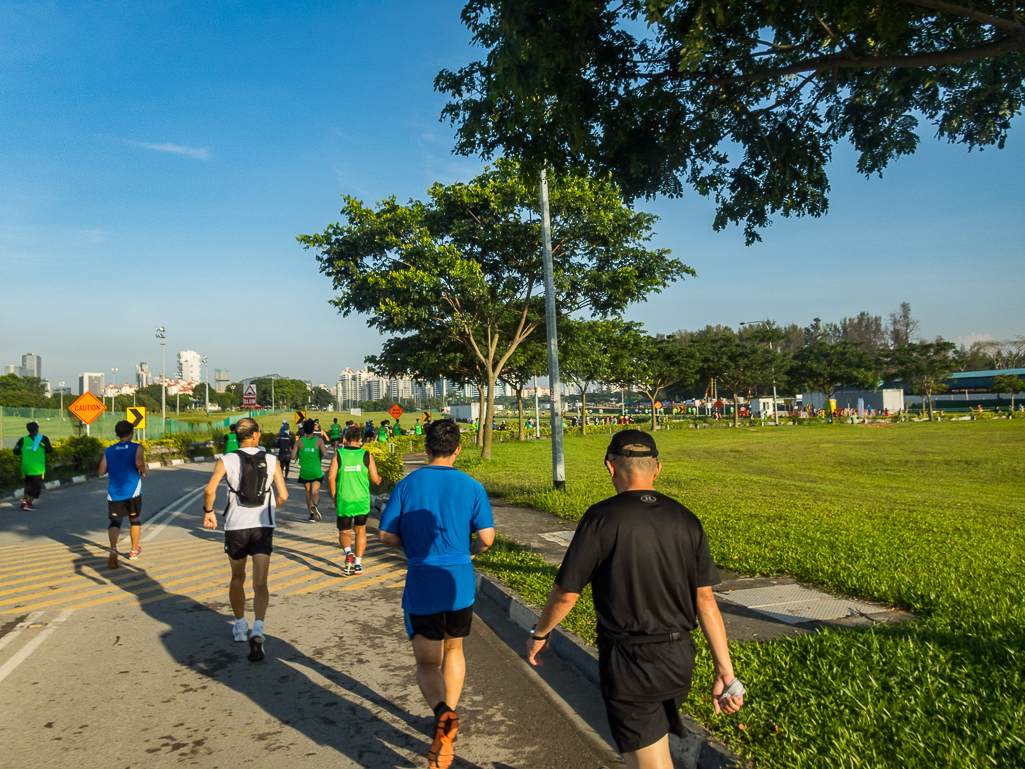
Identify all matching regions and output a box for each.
[354,556,362,565]
[234,617,247,627]
[251,620,264,638]
[433,702,452,719]
[344,547,352,555]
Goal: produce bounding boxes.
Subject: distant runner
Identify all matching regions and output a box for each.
[292,418,328,523]
[328,418,342,452]
[327,425,382,575]
[223,423,239,453]
[13,422,53,511]
[378,419,495,769]
[414,419,423,437]
[277,427,294,480]
[98,420,146,569]
[526,430,743,769]
[378,420,390,443]
[202,417,288,662]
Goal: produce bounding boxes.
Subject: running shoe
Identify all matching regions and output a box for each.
[233,619,249,642]
[128,546,141,561]
[108,548,119,570]
[311,504,322,522]
[427,709,458,769]
[22,502,36,511]
[308,515,316,524]
[353,563,364,576]
[344,552,355,576]
[248,630,265,662]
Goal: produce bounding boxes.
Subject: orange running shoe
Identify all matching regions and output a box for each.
[427,709,458,769]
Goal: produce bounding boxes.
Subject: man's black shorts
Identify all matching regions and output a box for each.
[336,513,369,529]
[224,527,274,560]
[603,694,688,754]
[108,496,142,524]
[24,475,43,499]
[299,475,323,485]
[404,606,474,641]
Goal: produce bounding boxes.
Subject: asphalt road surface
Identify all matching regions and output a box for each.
[0,460,617,768]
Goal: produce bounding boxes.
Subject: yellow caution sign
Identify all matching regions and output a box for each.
[127,407,146,430]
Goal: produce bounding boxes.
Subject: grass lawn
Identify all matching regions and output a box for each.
[463,421,1025,769]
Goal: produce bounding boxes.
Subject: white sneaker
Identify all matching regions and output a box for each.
[232,618,249,642]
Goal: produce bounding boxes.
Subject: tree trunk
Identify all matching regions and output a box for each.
[482,370,497,459]
[927,390,934,421]
[476,381,486,446]
[646,389,658,430]
[733,392,740,428]
[581,388,588,435]
[516,386,525,440]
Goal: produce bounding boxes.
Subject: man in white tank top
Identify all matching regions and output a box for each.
[202,417,288,661]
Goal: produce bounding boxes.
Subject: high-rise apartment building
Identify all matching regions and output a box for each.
[136,362,153,388]
[79,372,105,396]
[214,368,230,392]
[177,351,202,382]
[3,365,18,376]
[20,354,41,378]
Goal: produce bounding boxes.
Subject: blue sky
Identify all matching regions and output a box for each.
[2,0,1022,390]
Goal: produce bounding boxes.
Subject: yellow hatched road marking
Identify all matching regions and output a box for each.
[338,568,405,591]
[0,540,215,582]
[185,547,350,603]
[0,537,213,572]
[66,578,226,611]
[286,558,405,595]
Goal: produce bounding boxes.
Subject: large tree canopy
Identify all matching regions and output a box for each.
[437,1,1025,243]
[298,160,691,458]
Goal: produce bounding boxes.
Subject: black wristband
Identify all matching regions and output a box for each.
[203,508,214,514]
[530,624,550,642]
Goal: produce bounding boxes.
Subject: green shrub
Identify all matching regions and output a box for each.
[363,442,404,492]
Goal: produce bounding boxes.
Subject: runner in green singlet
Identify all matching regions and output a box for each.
[224,423,240,453]
[329,418,341,454]
[13,422,53,510]
[414,419,422,436]
[327,425,382,575]
[378,420,390,443]
[393,420,404,437]
[291,418,329,523]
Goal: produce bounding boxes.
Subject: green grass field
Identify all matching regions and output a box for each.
[463,421,1025,769]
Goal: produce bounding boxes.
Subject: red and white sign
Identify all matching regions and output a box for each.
[242,384,258,407]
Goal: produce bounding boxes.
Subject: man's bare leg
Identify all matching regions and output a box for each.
[440,637,465,708]
[354,525,367,559]
[340,527,352,550]
[228,556,248,620]
[623,734,673,769]
[250,553,270,622]
[107,524,120,550]
[128,523,141,552]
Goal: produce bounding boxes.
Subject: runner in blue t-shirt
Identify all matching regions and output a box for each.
[98,420,147,570]
[378,419,494,769]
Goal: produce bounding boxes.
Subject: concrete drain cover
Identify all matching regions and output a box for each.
[539,531,576,547]
[715,584,880,625]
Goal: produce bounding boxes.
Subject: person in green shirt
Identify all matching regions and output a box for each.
[327,425,382,575]
[223,423,239,453]
[291,418,329,523]
[13,422,53,511]
[329,418,342,453]
[414,419,423,436]
[393,420,404,437]
[378,420,390,443]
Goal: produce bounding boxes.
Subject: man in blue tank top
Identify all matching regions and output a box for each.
[98,420,147,569]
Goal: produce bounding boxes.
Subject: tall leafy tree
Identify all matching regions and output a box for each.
[560,318,643,433]
[791,341,877,408]
[989,373,1024,410]
[692,332,784,427]
[626,336,699,430]
[887,301,922,347]
[498,337,548,440]
[438,1,1025,243]
[299,160,691,458]
[881,341,958,419]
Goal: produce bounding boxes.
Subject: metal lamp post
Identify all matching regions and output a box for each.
[540,168,565,490]
[156,327,166,433]
[201,356,209,415]
[59,381,65,420]
[740,320,779,426]
[110,368,118,417]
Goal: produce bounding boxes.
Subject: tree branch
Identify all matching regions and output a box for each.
[896,0,1025,33]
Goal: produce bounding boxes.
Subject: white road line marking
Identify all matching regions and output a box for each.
[0,609,73,684]
[141,487,206,543]
[0,611,46,653]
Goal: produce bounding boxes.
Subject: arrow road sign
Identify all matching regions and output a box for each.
[68,392,106,425]
[422,411,431,422]
[295,410,307,424]
[127,407,147,429]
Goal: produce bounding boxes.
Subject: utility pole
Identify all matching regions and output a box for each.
[533,375,540,439]
[59,381,65,420]
[540,168,565,490]
[110,368,118,417]
[202,356,209,415]
[156,327,166,433]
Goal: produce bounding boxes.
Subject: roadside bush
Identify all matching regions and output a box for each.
[51,435,105,473]
[362,442,403,492]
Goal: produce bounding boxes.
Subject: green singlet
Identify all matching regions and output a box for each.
[20,435,46,476]
[330,423,341,440]
[335,448,370,518]
[225,433,239,452]
[414,423,422,436]
[378,426,388,443]
[393,424,403,436]
[298,436,322,480]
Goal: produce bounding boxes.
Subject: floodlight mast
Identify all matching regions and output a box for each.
[156,327,166,432]
[540,168,565,491]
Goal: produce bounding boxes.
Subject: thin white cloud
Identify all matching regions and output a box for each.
[958,332,992,349]
[125,140,211,160]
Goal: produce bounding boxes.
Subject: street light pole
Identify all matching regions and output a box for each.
[110,368,118,417]
[59,381,65,420]
[201,356,209,415]
[540,168,565,490]
[156,327,166,433]
[533,375,540,439]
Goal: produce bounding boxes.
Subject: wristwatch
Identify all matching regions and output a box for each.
[530,624,550,642]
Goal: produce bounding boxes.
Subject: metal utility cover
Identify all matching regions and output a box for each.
[539,531,576,547]
[715,584,879,625]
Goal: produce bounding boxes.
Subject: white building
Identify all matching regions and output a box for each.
[136,362,153,388]
[177,351,202,382]
[214,368,230,392]
[20,353,41,378]
[79,372,105,396]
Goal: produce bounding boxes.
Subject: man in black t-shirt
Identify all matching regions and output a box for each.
[526,429,743,769]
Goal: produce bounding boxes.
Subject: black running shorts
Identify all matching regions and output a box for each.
[603,694,688,755]
[108,496,142,524]
[224,527,274,560]
[299,475,323,485]
[405,605,474,641]
[24,475,43,499]
[336,513,369,529]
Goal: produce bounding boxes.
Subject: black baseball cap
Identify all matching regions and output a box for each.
[605,429,659,461]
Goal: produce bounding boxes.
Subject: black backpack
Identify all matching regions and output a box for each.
[231,450,269,507]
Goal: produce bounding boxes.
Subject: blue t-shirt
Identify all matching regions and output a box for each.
[379,465,494,615]
[105,441,142,501]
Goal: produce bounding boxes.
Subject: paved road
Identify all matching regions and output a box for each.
[0,461,617,768]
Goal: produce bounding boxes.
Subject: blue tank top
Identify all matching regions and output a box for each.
[105,441,142,501]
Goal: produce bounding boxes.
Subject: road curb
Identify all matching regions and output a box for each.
[474,571,746,769]
[3,454,219,501]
